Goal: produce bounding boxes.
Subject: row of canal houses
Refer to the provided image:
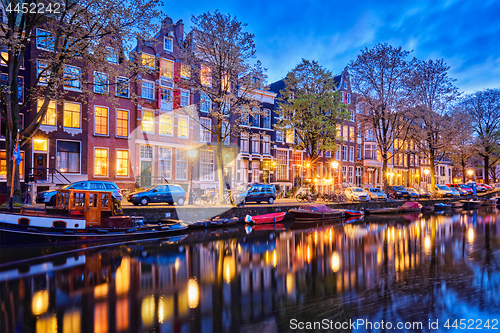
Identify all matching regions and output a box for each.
[0,15,452,201]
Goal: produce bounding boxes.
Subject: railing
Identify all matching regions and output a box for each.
[28,167,71,184]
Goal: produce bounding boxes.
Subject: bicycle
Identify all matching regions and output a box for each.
[190,191,202,206]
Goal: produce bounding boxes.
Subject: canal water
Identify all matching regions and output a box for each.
[1,207,499,332]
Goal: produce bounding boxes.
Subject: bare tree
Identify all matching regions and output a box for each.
[460,89,500,184]
[179,10,265,195]
[0,0,160,201]
[275,59,349,164]
[407,59,459,191]
[449,108,475,183]
[349,43,413,192]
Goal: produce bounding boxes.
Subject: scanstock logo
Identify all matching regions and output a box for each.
[128,104,238,222]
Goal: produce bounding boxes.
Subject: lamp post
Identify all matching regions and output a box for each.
[331,161,338,193]
[467,169,474,181]
[187,148,197,205]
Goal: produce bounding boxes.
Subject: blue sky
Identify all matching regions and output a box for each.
[164,0,500,94]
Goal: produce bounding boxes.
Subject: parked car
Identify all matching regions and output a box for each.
[416,188,431,198]
[36,181,122,206]
[344,187,370,201]
[435,185,454,198]
[447,184,469,196]
[387,186,410,199]
[476,185,488,192]
[234,184,277,205]
[482,184,493,190]
[448,187,462,198]
[128,184,186,206]
[405,188,420,199]
[364,187,388,201]
[495,183,500,188]
[457,184,473,195]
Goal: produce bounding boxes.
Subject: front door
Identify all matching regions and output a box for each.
[141,161,152,188]
[34,153,47,180]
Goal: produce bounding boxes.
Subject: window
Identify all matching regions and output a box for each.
[200,150,214,181]
[336,147,341,161]
[251,109,260,127]
[116,150,129,176]
[94,106,108,135]
[263,135,270,154]
[178,116,188,138]
[0,46,7,65]
[63,65,81,90]
[141,80,154,100]
[0,151,24,179]
[262,109,271,129]
[342,166,347,182]
[343,126,348,141]
[180,90,189,107]
[285,129,294,143]
[36,60,50,85]
[347,93,351,104]
[159,113,173,136]
[36,29,55,51]
[159,147,172,179]
[200,118,211,142]
[200,65,211,86]
[276,131,283,142]
[251,134,260,154]
[164,37,173,52]
[357,144,362,160]
[292,152,302,165]
[160,59,173,79]
[63,102,81,128]
[141,110,154,133]
[94,148,108,176]
[140,145,153,158]
[33,138,48,151]
[342,145,347,161]
[200,93,211,112]
[159,88,172,111]
[344,81,347,89]
[277,150,288,181]
[181,65,190,79]
[116,109,129,137]
[56,141,80,173]
[240,133,249,153]
[223,122,230,145]
[116,77,129,98]
[106,47,119,64]
[350,111,355,122]
[37,99,56,126]
[349,146,354,162]
[142,53,155,69]
[348,166,354,184]
[336,124,342,140]
[175,150,187,180]
[349,126,355,142]
[240,111,249,126]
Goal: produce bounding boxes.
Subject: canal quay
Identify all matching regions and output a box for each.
[1,207,500,332]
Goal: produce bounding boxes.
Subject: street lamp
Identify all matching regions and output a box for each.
[187,148,197,204]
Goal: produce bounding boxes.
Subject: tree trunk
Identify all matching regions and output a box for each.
[461,159,466,183]
[6,124,21,204]
[382,152,388,193]
[430,149,436,192]
[484,155,489,184]
[216,141,225,197]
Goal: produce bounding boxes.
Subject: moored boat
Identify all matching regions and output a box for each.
[460,200,483,209]
[186,217,239,229]
[244,212,286,224]
[450,202,463,209]
[481,198,497,206]
[364,207,400,215]
[434,203,451,210]
[399,201,422,213]
[344,210,364,217]
[288,205,344,222]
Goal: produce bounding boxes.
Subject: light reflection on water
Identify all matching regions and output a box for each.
[0,207,499,332]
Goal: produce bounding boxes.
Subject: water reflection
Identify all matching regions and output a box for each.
[0,208,499,332]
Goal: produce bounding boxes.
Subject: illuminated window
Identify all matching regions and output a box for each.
[160,59,173,79]
[181,65,190,79]
[141,110,154,133]
[0,46,7,65]
[277,150,288,181]
[56,140,80,173]
[200,65,211,86]
[94,106,108,135]
[33,138,48,151]
[285,129,294,143]
[142,53,155,69]
[116,150,129,176]
[116,109,129,137]
[178,116,188,138]
[63,65,81,90]
[159,113,173,136]
[94,72,109,94]
[94,148,108,176]
[37,99,56,126]
[63,102,81,128]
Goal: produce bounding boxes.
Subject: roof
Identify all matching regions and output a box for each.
[268,79,286,97]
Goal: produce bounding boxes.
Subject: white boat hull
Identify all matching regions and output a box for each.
[0,213,86,230]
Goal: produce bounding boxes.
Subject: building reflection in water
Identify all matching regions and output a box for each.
[0,208,499,332]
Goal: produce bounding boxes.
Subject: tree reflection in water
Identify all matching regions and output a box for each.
[0,208,499,332]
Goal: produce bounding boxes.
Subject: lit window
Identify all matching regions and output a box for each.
[159,113,173,136]
[56,141,80,173]
[180,90,189,107]
[37,99,56,126]
[178,116,188,138]
[116,109,129,137]
[181,65,190,79]
[141,110,154,133]
[349,146,354,162]
[200,118,211,142]
[277,150,288,181]
[164,37,173,52]
[142,53,155,69]
[33,138,48,151]
[175,150,187,180]
[159,147,172,179]
[200,93,211,112]
[0,46,7,65]
[116,150,129,176]
[200,150,214,181]
[94,106,108,135]
[160,59,173,79]
[94,148,108,176]
[141,80,154,100]
[36,60,50,85]
[63,102,81,128]
[285,129,294,143]
[63,65,81,90]
[36,29,55,51]
[200,65,211,86]
[94,72,109,94]
[116,77,130,98]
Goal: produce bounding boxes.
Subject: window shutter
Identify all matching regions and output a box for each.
[173,89,180,109]
[174,62,181,82]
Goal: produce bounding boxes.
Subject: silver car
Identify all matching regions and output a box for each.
[344,187,370,201]
[364,187,388,201]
